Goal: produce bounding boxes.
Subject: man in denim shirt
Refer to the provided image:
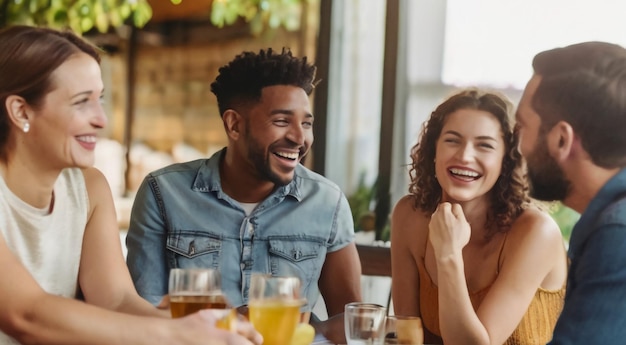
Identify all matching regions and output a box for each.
[516,42,626,344]
[126,48,362,343]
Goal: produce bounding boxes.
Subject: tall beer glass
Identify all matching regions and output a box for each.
[248,273,305,345]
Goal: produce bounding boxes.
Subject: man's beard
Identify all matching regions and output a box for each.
[246,132,294,187]
[526,136,571,201]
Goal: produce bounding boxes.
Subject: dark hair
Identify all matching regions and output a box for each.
[0,25,101,160]
[532,41,626,168]
[408,89,528,236]
[210,48,318,115]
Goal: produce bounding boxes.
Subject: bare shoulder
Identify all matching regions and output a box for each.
[80,167,114,212]
[81,167,111,193]
[506,206,567,289]
[508,206,564,248]
[392,196,415,219]
[392,196,420,234]
[391,195,429,250]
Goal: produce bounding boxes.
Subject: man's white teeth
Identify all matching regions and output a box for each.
[275,152,299,160]
[449,168,479,177]
[76,136,96,143]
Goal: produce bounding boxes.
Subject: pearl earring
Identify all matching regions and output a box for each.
[23,121,30,133]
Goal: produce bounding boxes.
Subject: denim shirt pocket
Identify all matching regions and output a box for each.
[166,231,222,269]
[268,238,326,282]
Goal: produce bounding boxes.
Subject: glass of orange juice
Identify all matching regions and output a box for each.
[168,268,235,330]
[248,273,306,345]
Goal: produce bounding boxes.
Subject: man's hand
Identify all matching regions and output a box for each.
[312,313,346,344]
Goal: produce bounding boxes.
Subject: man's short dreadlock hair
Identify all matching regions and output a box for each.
[210,48,318,116]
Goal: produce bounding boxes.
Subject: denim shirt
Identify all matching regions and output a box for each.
[126,149,354,311]
[548,168,626,344]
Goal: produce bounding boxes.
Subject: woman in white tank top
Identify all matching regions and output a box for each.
[0,25,260,345]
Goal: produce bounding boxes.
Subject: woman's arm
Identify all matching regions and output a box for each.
[0,226,260,344]
[472,208,566,344]
[78,167,163,317]
[0,167,261,345]
[391,196,422,316]
[433,205,565,345]
[0,253,160,344]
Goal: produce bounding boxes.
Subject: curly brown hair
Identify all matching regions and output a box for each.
[408,89,529,237]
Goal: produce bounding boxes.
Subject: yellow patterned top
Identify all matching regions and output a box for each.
[417,259,565,345]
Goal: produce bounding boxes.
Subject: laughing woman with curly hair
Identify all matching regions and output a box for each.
[391,89,567,345]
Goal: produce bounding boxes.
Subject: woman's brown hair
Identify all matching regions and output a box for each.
[0,25,101,161]
[408,89,529,237]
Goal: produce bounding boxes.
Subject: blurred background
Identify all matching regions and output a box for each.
[6,0,625,316]
[6,0,617,240]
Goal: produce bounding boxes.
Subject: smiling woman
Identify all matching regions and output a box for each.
[390,88,567,345]
[0,25,261,345]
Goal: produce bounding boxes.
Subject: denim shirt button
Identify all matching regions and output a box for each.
[240,263,246,269]
[293,250,302,260]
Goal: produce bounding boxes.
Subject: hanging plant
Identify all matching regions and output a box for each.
[0,0,306,35]
[210,0,303,35]
[0,0,152,34]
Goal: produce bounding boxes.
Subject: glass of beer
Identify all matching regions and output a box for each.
[383,315,423,345]
[248,273,305,345]
[168,268,235,330]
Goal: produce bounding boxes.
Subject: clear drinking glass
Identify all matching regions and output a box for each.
[344,302,388,345]
[248,273,305,345]
[383,315,423,345]
[168,268,234,329]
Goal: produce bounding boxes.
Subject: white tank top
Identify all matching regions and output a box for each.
[0,168,88,344]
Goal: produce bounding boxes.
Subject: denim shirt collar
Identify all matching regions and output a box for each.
[569,168,626,259]
[190,148,303,203]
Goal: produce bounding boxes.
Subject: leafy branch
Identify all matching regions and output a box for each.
[210,0,303,35]
[0,0,306,35]
[0,0,152,34]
